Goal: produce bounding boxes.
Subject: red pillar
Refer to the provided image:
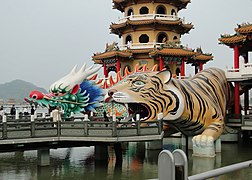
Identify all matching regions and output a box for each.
[180,59,185,77]
[159,56,164,71]
[234,45,239,69]
[199,62,204,72]
[234,45,240,115]
[103,62,108,78]
[116,57,121,73]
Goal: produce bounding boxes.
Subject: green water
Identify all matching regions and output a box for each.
[0,141,252,180]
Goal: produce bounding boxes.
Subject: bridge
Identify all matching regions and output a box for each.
[0,114,163,149]
[0,114,164,166]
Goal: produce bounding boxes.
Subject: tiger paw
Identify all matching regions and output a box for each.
[192,135,215,157]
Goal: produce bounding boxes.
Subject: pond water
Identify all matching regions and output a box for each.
[0,140,252,180]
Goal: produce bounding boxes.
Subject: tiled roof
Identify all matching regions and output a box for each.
[149,48,197,57]
[111,19,181,28]
[92,51,132,60]
[93,47,211,63]
[112,0,190,12]
[110,19,193,33]
[193,54,213,61]
[218,35,247,44]
[235,24,252,34]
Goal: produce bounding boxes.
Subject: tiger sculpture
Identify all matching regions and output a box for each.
[105,68,234,151]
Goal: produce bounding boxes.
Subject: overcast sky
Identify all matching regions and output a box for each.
[0,0,251,89]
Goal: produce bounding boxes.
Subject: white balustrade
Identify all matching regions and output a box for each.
[120,42,164,50]
[226,62,252,80]
[241,63,252,76]
[117,14,180,23]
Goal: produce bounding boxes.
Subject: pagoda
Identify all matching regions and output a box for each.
[219,23,252,115]
[92,0,213,77]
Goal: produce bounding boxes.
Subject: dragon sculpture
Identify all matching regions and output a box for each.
[25,64,157,118]
[25,64,129,118]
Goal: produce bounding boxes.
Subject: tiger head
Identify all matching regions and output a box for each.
[105,70,185,122]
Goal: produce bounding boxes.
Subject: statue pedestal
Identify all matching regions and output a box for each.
[192,138,221,158]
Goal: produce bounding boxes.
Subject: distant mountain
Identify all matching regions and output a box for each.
[0,79,48,102]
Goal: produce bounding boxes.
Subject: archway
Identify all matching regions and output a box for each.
[156,5,166,14]
[140,7,149,14]
[139,34,149,43]
[127,8,133,16]
[157,32,168,43]
[125,35,132,44]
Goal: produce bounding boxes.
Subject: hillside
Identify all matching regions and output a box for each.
[0,79,47,102]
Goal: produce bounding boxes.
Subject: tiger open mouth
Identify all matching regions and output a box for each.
[110,92,151,121]
[127,103,151,121]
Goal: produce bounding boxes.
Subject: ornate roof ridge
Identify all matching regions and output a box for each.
[112,0,190,12]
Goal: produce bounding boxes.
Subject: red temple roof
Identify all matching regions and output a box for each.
[218,35,247,45]
[92,50,132,60]
[219,23,252,46]
[235,23,252,34]
[149,48,196,57]
[92,46,213,63]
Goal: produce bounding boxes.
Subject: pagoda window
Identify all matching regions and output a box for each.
[156,5,166,14]
[139,34,149,43]
[125,35,132,44]
[171,9,177,16]
[157,32,168,43]
[173,36,179,42]
[127,8,134,16]
[140,7,149,14]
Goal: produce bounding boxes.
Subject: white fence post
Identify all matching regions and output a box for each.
[158,149,188,180]
[15,110,19,119]
[2,115,7,123]
[158,150,175,180]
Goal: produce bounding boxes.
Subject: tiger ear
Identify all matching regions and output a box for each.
[156,69,171,84]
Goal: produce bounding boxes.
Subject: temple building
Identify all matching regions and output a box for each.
[92,0,213,77]
[219,23,252,115]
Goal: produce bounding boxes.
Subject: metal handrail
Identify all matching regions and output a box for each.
[188,160,252,180]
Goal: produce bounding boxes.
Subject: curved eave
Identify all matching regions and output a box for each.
[193,54,213,61]
[92,51,132,61]
[112,0,190,12]
[110,19,193,34]
[218,35,247,46]
[149,48,197,57]
[235,25,252,34]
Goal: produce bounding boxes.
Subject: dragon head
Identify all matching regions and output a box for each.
[26,64,104,117]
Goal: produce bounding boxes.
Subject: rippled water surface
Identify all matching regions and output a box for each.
[0,141,252,180]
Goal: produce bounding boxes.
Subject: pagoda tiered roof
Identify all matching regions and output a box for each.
[218,23,252,46]
[92,44,213,64]
[113,0,190,12]
[149,47,196,57]
[110,19,193,35]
